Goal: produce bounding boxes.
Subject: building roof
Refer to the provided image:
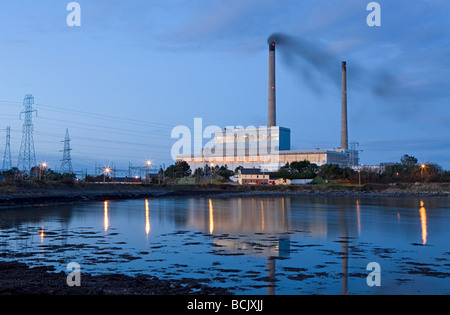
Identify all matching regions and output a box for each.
[240,168,268,175]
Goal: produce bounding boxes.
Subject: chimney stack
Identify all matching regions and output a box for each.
[341,61,348,150]
[268,41,276,127]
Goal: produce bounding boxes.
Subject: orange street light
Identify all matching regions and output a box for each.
[102,167,112,183]
[421,164,426,180]
[145,159,153,181]
[39,162,48,180]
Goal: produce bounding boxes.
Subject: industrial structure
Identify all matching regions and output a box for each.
[17,94,37,172]
[60,129,73,174]
[2,126,12,171]
[177,40,359,172]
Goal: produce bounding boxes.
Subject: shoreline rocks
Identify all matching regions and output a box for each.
[0,261,231,295]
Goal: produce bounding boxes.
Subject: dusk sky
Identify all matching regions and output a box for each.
[0,0,449,173]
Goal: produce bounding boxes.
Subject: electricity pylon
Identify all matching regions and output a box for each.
[2,126,12,171]
[17,94,37,172]
[60,128,73,174]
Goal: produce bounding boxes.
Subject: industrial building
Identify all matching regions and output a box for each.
[177,40,358,172]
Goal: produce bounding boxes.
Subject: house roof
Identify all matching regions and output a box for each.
[240,168,267,175]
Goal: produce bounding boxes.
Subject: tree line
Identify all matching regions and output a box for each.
[0,167,76,182]
[273,154,450,184]
[162,154,450,184]
[161,161,236,183]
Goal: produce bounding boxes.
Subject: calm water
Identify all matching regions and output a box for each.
[0,196,449,295]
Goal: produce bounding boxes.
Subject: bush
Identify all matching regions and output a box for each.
[273,161,319,180]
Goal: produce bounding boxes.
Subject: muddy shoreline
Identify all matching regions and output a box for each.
[1,182,448,208]
[0,261,231,295]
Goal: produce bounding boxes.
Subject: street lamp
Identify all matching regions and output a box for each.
[358,169,361,186]
[145,159,153,181]
[39,162,48,180]
[421,164,426,180]
[358,164,363,186]
[102,167,111,183]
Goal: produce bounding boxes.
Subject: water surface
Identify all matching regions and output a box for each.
[0,196,449,294]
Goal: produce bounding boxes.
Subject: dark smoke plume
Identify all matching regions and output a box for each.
[267,33,397,98]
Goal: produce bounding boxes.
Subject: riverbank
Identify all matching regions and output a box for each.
[0,261,231,295]
[0,181,449,208]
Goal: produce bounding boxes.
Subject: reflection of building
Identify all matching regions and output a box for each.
[195,197,291,295]
[186,198,291,235]
[181,197,364,294]
[185,198,291,259]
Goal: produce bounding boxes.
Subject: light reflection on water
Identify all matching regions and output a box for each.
[419,201,427,245]
[0,196,449,295]
[104,201,109,232]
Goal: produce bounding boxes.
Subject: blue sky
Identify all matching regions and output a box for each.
[0,0,449,173]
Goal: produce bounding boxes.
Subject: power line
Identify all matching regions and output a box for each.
[36,116,169,139]
[1,98,176,168]
[35,102,174,129]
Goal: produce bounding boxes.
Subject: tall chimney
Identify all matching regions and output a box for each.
[341,61,348,150]
[268,41,276,127]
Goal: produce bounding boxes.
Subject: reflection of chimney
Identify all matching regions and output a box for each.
[267,257,275,295]
[268,42,276,127]
[341,61,348,150]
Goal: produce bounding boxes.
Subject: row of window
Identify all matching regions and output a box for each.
[215,135,280,143]
[242,174,269,179]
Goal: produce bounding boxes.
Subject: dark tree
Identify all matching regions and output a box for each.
[175,161,191,178]
[216,165,234,180]
[164,161,191,179]
[193,167,203,180]
[401,155,418,167]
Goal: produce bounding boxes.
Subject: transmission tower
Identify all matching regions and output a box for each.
[17,94,37,172]
[2,126,12,171]
[347,141,361,167]
[60,128,73,174]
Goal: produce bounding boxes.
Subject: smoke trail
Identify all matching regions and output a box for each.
[268,32,397,98]
[268,33,340,94]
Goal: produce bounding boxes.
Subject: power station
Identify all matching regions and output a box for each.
[177,40,359,171]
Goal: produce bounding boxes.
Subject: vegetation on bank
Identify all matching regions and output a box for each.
[0,154,449,190]
[0,166,76,183]
[163,154,450,186]
[272,155,450,185]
